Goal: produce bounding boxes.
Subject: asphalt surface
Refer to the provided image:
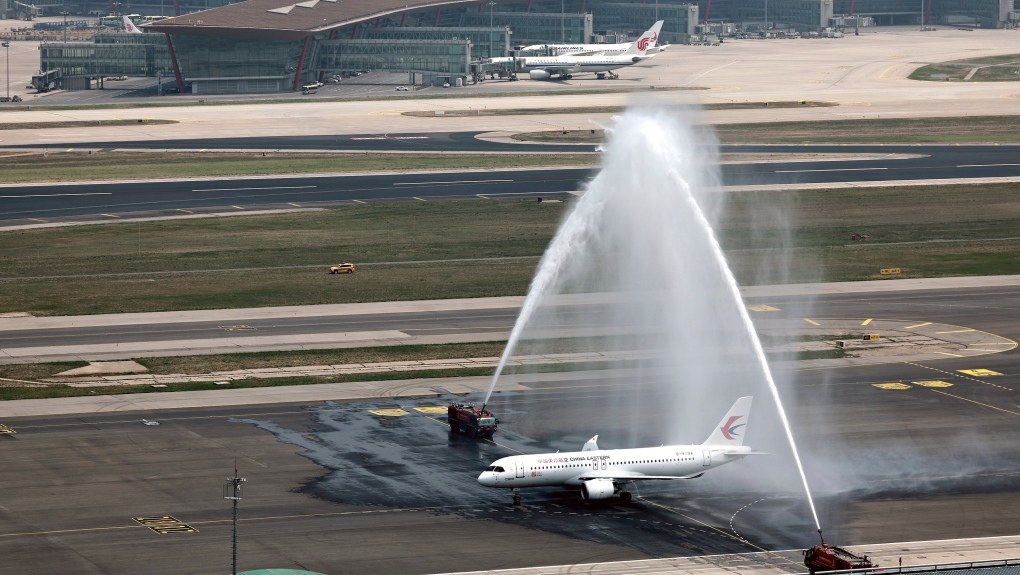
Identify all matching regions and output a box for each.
[0,286,1018,574]
[1,141,1019,225]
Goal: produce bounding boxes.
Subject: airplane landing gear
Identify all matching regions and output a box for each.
[512,488,522,506]
[608,71,619,79]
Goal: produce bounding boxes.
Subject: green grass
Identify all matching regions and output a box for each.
[5,185,1020,316]
[515,116,1020,144]
[0,152,597,183]
[0,119,177,130]
[910,53,1020,82]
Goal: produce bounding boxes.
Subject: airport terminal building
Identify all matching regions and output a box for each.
[30,0,1017,94]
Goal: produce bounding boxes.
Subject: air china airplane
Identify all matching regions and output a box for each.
[123,15,143,33]
[517,21,665,57]
[478,396,760,505]
[488,24,659,80]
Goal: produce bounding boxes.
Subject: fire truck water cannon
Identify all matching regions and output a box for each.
[447,403,498,439]
[804,531,878,574]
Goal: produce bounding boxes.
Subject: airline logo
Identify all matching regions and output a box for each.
[637,32,657,51]
[125,20,138,32]
[720,415,745,440]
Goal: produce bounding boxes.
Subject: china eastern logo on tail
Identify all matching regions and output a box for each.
[720,415,745,440]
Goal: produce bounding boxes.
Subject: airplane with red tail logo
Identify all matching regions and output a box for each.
[516,21,665,57]
[487,21,662,81]
[478,396,763,505]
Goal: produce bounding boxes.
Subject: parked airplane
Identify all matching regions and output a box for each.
[517,21,665,56]
[123,15,143,33]
[478,396,760,505]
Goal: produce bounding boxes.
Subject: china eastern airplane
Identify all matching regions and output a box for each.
[487,25,658,80]
[517,21,665,57]
[478,396,760,505]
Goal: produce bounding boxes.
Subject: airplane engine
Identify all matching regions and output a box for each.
[529,69,552,80]
[580,478,615,500]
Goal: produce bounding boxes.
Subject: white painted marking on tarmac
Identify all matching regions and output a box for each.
[393,179,513,186]
[956,163,1020,168]
[775,167,889,173]
[0,192,112,198]
[192,185,317,192]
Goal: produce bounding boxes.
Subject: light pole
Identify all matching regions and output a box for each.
[2,42,9,101]
[488,1,495,58]
[223,465,247,575]
[919,0,924,30]
[764,0,768,31]
[61,11,68,43]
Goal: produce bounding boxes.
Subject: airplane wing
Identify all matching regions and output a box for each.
[578,472,706,482]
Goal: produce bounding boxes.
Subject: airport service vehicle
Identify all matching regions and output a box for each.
[804,544,877,573]
[517,21,664,57]
[488,26,657,81]
[448,403,498,438]
[479,397,760,505]
[329,263,355,274]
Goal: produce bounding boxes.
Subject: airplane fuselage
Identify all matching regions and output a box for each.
[478,444,752,489]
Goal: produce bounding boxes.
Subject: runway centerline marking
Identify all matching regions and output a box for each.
[393,179,513,186]
[0,192,112,198]
[956,163,1020,168]
[774,167,888,173]
[906,362,1012,391]
[192,185,317,192]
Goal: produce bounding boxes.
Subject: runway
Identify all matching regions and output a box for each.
[2,142,1020,225]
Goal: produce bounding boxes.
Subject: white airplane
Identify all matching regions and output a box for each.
[489,24,659,80]
[518,21,665,56]
[123,15,143,33]
[478,396,760,505]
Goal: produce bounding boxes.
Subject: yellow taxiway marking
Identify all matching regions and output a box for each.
[352,199,367,204]
[906,362,1012,391]
[369,408,409,417]
[936,329,975,334]
[873,382,912,390]
[413,406,448,414]
[0,423,15,434]
[636,497,791,561]
[176,208,193,213]
[905,322,932,329]
[803,318,820,326]
[861,318,873,326]
[746,304,780,312]
[232,205,244,210]
[934,352,964,358]
[287,202,301,207]
[199,148,207,152]
[958,368,1003,377]
[413,197,427,202]
[133,516,181,525]
[27,218,47,222]
[912,380,953,388]
[928,389,1020,417]
[100,213,119,218]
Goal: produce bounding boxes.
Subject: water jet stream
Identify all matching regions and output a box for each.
[482,108,821,533]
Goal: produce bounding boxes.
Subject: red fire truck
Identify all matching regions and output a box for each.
[804,544,878,573]
[448,403,498,439]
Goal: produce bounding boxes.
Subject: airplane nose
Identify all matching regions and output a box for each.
[477,472,497,487]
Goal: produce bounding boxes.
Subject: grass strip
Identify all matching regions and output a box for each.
[513,115,1020,144]
[0,152,598,183]
[910,53,1020,82]
[0,119,177,130]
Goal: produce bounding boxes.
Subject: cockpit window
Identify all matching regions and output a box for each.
[493,466,505,473]
[485,466,495,472]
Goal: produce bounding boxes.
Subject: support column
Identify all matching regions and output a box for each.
[704,0,711,22]
[292,36,310,91]
[400,12,406,26]
[164,33,185,93]
[433,7,441,26]
[526,0,532,12]
[848,0,855,16]
[925,0,932,25]
[172,0,180,16]
[351,22,359,38]
[579,0,586,13]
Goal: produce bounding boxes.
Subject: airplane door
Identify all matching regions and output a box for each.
[702,450,711,466]
[601,459,607,470]
[516,461,525,478]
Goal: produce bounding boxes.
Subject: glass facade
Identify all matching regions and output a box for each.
[588,2,698,42]
[39,34,171,76]
[169,34,304,80]
[312,38,471,77]
[361,26,512,60]
[458,11,594,44]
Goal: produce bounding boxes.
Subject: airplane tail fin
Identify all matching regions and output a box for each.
[624,21,663,55]
[702,396,752,446]
[123,16,142,33]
